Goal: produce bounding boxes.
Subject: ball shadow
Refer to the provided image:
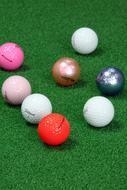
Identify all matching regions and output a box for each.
[3,102,20,110]
[26,122,37,128]
[0,67,12,72]
[87,120,122,133]
[17,64,30,72]
[99,89,127,99]
[55,79,86,89]
[69,79,87,89]
[74,47,104,58]
[43,138,78,151]
[0,63,30,72]
[113,90,127,99]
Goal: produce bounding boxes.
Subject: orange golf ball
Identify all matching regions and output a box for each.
[38,113,70,146]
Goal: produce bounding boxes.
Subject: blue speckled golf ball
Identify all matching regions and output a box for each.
[96,67,125,96]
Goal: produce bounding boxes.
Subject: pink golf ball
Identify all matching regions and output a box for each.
[2,75,31,105]
[0,42,24,71]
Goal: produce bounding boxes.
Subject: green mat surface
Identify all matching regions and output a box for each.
[1,0,127,189]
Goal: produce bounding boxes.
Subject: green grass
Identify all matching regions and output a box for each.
[1,0,127,189]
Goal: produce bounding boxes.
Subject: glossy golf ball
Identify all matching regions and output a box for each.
[96,67,125,96]
[21,93,52,124]
[0,42,24,71]
[83,96,115,127]
[52,57,80,86]
[2,75,31,105]
[71,27,98,54]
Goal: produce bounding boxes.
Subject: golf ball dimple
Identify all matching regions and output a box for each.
[21,93,52,124]
[2,75,31,105]
[96,67,125,96]
[0,42,24,71]
[71,27,98,54]
[83,96,115,127]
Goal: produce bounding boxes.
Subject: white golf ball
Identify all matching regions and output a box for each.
[71,27,98,54]
[21,93,52,124]
[83,96,114,127]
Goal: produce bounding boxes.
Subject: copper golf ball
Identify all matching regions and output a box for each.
[52,57,80,86]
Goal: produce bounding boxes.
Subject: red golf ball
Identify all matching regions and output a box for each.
[38,113,70,146]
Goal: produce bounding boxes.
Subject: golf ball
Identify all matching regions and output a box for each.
[71,27,98,54]
[52,57,80,86]
[96,67,125,96]
[0,42,24,71]
[38,113,70,146]
[21,93,52,124]
[83,96,115,127]
[2,75,31,105]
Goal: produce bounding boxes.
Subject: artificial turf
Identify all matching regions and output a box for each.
[1,0,127,189]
